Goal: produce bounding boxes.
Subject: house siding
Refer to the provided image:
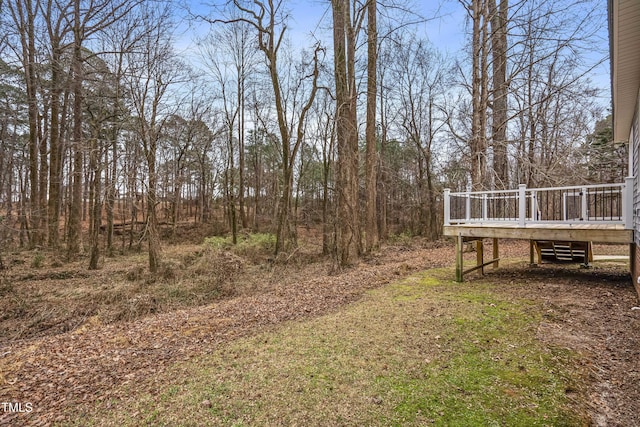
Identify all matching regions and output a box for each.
[631,91,640,296]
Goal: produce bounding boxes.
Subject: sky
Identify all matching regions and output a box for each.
[175,0,611,105]
[176,0,467,54]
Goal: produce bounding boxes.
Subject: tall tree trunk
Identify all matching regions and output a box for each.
[378,76,388,241]
[16,0,43,247]
[238,78,247,229]
[39,97,49,245]
[470,0,489,190]
[226,129,238,244]
[321,109,334,256]
[489,0,508,189]
[364,0,378,253]
[105,126,117,256]
[48,45,63,248]
[88,136,102,270]
[67,0,84,257]
[332,0,360,265]
[147,141,160,274]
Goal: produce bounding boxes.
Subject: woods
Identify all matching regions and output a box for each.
[0,0,616,269]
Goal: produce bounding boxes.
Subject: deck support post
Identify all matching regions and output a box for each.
[630,243,636,284]
[492,238,499,269]
[455,234,464,282]
[456,236,501,282]
[477,239,484,275]
[583,242,591,267]
[529,240,536,265]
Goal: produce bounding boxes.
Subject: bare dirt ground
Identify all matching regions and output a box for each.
[0,239,638,426]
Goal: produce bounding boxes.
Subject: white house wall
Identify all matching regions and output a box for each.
[634,90,640,246]
[632,89,640,296]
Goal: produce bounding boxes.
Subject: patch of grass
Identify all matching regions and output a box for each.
[68,270,588,427]
[375,284,580,426]
[388,231,415,248]
[204,233,276,258]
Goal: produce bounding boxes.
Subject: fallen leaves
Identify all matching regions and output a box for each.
[0,241,452,425]
[0,240,637,426]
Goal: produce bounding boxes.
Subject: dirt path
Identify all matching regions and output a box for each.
[1,241,638,426]
[489,264,640,427]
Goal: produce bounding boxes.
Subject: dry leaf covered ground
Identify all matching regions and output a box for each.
[0,239,638,426]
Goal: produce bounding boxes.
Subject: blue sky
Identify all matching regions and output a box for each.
[178,0,466,52]
[177,0,610,103]
[284,0,467,52]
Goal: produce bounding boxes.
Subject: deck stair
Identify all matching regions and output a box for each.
[533,240,593,264]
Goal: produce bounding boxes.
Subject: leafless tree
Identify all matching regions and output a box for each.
[488,0,508,188]
[331,0,364,265]
[5,0,45,247]
[124,3,182,273]
[392,35,449,239]
[199,19,258,243]
[364,0,378,253]
[211,0,322,255]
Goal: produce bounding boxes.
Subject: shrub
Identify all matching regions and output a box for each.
[31,252,45,269]
[204,233,276,262]
[185,247,244,299]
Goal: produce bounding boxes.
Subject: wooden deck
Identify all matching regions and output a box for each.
[443,183,634,281]
[443,223,632,244]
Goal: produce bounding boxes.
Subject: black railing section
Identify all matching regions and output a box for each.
[448,191,519,222]
[446,183,626,224]
[586,186,623,221]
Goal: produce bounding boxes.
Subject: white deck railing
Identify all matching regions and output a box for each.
[444,178,633,229]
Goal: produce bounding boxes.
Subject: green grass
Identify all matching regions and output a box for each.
[204,233,276,254]
[67,269,587,426]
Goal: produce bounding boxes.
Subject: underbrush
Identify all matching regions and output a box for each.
[0,234,277,342]
[204,232,276,262]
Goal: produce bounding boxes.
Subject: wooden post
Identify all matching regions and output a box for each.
[492,238,499,269]
[529,240,535,265]
[456,234,464,282]
[476,239,484,275]
[630,243,636,280]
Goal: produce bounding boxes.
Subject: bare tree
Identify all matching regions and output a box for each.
[97,9,145,256]
[488,0,508,188]
[507,0,606,187]
[66,0,143,259]
[5,0,44,247]
[469,0,490,190]
[199,18,259,238]
[364,0,378,253]
[392,35,448,239]
[212,0,321,255]
[331,0,364,265]
[40,0,73,249]
[124,4,181,273]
